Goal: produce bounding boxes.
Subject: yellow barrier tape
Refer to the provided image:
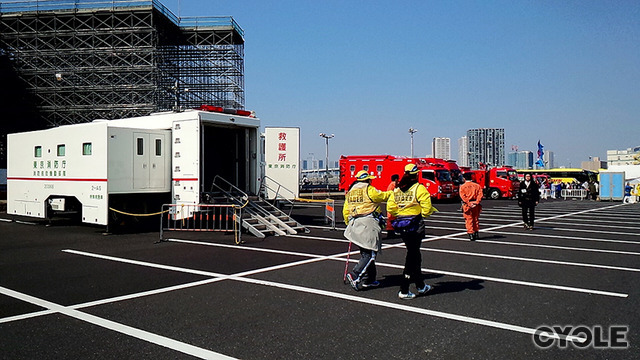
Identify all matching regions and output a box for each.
[109,207,170,217]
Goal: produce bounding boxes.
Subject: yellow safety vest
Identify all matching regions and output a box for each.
[345,182,380,217]
[388,182,437,217]
[392,183,420,212]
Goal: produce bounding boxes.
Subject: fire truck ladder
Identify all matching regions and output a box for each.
[210,176,309,238]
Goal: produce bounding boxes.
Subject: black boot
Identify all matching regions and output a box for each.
[468,233,475,241]
[473,232,479,240]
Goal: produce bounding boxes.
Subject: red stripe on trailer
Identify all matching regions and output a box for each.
[8,177,107,182]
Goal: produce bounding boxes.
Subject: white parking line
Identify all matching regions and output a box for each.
[483,230,640,245]
[58,249,585,343]
[0,218,37,225]
[446,237,640,256]
[0,278,225,324]
[0,286,236,360]
[167,238,627,297]
[421,248,640,272]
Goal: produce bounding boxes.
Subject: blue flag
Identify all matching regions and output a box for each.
[536,140,544,167]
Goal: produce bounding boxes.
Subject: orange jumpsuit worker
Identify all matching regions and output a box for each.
[385,174,400,235]
[459,172,483,241]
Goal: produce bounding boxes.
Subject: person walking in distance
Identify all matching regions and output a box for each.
[387,164,438,299]
[459,172,482,241]
[518,173,540,230]
[343,170,391,291]
[385,174,400,237]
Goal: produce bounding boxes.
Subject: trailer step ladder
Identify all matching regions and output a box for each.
[209,176,309,238]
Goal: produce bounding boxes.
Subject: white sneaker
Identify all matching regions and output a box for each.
[398,291,416,300]
[417,284,432,295]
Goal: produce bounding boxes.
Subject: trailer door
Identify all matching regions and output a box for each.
[149,133,168,189]
[172,119,200,205]
[133,133,150,189]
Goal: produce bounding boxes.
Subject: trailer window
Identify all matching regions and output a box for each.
[57,144,65,156]
[83,143,92,155]
[137,138,144,155]
[155,139,162,156]
[34,146,42,157]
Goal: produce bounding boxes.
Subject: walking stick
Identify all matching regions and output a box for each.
[343,241,352,283]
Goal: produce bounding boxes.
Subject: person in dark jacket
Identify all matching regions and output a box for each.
[518,173,540,230]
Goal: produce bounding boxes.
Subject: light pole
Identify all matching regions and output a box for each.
[319,133,334,190]
[408,128,418,158]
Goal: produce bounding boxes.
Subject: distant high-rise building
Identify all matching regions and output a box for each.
[467,128,505,169]
[582,156,607,170]
[517,151,534,169]
[546,151,555,169]
[607,146,640,166]
[507,152,517,167]
[432,137,451,159]
[458,136,469,167]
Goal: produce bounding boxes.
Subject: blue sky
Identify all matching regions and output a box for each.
[165,0,639,167]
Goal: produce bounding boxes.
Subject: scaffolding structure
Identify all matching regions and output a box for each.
[0,0,245,127]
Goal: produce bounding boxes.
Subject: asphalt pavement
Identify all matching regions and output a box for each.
[1,197,639,359]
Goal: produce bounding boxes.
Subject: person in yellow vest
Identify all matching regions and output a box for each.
[459,172,483,241]
[387,164,438,299]
[343,170,392,291]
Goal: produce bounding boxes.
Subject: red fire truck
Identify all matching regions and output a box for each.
[460,165,520,199]
[421,158,465,199]
[339,155,456,200]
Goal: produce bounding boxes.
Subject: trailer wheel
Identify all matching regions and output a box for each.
[489,188,501,200]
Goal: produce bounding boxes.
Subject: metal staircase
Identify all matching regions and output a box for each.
[208,176,309,238]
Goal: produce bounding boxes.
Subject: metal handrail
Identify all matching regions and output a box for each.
[259,175,298,216]
[211,175,272,219]
[211,175,309,235]
[211,175,249,202]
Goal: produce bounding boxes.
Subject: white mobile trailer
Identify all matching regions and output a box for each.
[7,109,260,226]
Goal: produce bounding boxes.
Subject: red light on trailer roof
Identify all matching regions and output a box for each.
[199,105,255,117]
[199,105,223,112]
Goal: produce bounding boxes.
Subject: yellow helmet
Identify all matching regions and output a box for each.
[404,164,419,174]
[355,170,375,181]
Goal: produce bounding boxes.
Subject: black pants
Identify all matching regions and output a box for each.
[521,205,535,226]
[400,231,425,293]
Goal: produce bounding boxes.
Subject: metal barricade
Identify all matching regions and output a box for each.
[540,189,552,199]
[561,189,587,200]
[160,204,242,244]
[324,199,336,230]
[295,197,336,230]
